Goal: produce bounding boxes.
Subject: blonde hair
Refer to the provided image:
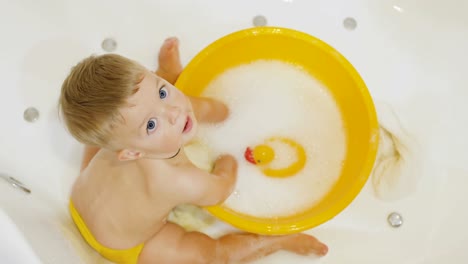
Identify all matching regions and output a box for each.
[59,54,146,148]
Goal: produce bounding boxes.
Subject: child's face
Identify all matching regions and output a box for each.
[116,71,197,160]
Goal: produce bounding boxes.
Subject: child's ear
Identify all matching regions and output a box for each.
[117,149,143,161]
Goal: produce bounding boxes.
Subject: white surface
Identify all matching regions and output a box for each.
[0,208,41,264]
[0,0,467,263]
[0,180,110,264]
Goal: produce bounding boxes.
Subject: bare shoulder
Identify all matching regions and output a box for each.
[139,154,198,201]
[71,150,119,201]
[71,153,123,219]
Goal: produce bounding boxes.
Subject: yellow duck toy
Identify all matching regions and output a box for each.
[244,137,307,178]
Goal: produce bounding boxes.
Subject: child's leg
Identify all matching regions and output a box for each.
[155,37,183,84]
[138,222,327,264]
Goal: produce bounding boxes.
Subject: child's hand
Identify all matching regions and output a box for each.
[181,154,238,206]
[213,154,238,189]
[211,154,238,199]
[188,96,229,123]
[215,154,237,172]
[210,99,229,123]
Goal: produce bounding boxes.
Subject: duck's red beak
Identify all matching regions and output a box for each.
[244,147,257,164]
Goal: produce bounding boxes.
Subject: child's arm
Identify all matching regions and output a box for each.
[189,96,229,124]
[170,154,238,207]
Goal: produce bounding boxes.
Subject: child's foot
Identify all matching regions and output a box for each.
[156,37,183,84]
[283,233,328,256]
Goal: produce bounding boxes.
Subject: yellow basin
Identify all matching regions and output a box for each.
[175,27,379,235]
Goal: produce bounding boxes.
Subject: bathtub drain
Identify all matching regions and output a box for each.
[253,15,267,27]
[343,17,357,31]
[23,107,39,123]
[102,38,117,52]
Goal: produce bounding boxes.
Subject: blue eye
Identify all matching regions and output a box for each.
[146,118,158,134]
[159,86,168,99]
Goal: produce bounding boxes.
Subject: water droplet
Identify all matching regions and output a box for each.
[388,212,403,228]
[101,38,117,52]
[253,15,267,27]
[24,107,39,122]
[343,17,357,31]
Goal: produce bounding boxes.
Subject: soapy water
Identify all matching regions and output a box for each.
[191,60,346,218]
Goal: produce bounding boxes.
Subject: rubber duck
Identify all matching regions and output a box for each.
[244,137,307,178]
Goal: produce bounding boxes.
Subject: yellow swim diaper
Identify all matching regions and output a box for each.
[69,201,144,264]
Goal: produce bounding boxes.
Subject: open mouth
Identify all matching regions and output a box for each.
[183,116,193,133]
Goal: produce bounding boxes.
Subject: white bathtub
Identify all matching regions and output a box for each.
[1,0,467,263]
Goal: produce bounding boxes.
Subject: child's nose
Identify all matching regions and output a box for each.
[166,105,181,125]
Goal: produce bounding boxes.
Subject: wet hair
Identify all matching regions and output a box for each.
[59,54,145,149]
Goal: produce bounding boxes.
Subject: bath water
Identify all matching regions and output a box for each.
[193,60,346,218]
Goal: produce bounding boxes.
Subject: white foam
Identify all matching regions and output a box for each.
[196,60,346,217]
